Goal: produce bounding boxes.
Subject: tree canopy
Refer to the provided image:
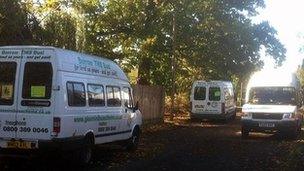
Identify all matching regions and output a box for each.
[0,0,286,94]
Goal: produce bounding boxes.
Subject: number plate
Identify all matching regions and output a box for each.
[258,122,275,128]
[7,141,33,149]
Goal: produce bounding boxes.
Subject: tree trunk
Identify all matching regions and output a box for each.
[137,56,151,85]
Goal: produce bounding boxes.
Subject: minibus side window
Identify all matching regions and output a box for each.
[67,82,86,107]
[22,62,52,99]
[209,87,221,101]
[122,87,133,108]
[106,86,121,107]
[88,84,105,107]
[194,87,206,100]
[0,62,17,106]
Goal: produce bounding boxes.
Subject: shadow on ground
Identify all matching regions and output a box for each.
[1,116,304,170]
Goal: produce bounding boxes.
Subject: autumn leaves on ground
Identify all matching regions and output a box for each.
[2,115,304,171]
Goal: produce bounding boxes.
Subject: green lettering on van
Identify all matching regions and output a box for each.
[74,115,122,123]
[0,109,50,115]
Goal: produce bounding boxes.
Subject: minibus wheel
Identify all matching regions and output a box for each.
[231,110,237,120]
[241,127,249,138]
[76,136,94,165]
[125,126,140,151]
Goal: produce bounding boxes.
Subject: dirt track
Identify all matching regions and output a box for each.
[2,116,304,170]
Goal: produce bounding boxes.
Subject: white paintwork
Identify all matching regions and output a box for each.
[190,80,236,116]
[0,46,142,149]
[245,70,300,103]
[242,70,301,120]
[242,104,296,114]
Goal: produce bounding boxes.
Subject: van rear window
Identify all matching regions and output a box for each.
[209,87,221,101]
[0,62,17,106]
[194,87,206,100]
[22,62,53,99]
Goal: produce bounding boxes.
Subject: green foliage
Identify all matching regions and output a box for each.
[0,0,43,45]
[43,12,77,50]
[297,67,304,87]
[0,0,287,96]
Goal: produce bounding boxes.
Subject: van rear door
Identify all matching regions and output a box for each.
[16,49,55,140]
[205,86,222,114]
[0,49,22,139]
[192,85,207,114]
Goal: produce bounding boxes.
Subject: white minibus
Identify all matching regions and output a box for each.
[190,81,236,121]
[241,71,303,138]
[0,46,142,164]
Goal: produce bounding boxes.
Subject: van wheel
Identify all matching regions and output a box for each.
[231,110,237,120]
[76,137,93,165]
[0,157,9,169]
[125,127,140,152]
[297,120,302,132]
[289,127,300,139]
[190,117,198,123]
[241,127,249,138]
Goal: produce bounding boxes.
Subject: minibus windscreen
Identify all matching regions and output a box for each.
[249,87,296,105]
[22,62,53,100]
[0,62,17,105]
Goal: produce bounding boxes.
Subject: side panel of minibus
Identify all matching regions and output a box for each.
[58,72,128,144]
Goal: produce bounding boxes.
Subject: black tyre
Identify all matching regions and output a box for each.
[231,110,237,120]
[241,127,249,138]
[125,127,140,152]
[190,117,198,122]
[0,157,9,170]
[75,136,93,165]
[289,128,300,139]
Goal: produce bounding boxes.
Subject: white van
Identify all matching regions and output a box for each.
[190,81,236,121]
[0,46,142,163]
[241,71,303,138]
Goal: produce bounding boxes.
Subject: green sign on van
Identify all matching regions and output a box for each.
[31,86,46,98]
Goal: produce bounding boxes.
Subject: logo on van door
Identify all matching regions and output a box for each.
[195,105,204,108]
[211,102,219,107]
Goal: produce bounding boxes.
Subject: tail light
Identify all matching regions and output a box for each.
[221,103,225,114]
[53,117,61,134]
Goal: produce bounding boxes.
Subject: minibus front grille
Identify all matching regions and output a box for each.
[252,113,283,120]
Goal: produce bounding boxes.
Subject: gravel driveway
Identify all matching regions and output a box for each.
[1,115,304,170]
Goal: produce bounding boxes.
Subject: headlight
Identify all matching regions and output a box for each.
[283,113,294,119]
[242,112,252,118]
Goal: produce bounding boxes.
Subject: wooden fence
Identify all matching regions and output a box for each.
[133,85,165,124]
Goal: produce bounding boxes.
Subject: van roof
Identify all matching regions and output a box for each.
[0,46,129,82]
[247,70,299,88]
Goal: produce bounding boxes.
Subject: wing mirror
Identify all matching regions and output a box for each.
[133,101,139,112]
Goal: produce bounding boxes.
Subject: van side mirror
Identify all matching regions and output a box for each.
[134,101,139,111]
